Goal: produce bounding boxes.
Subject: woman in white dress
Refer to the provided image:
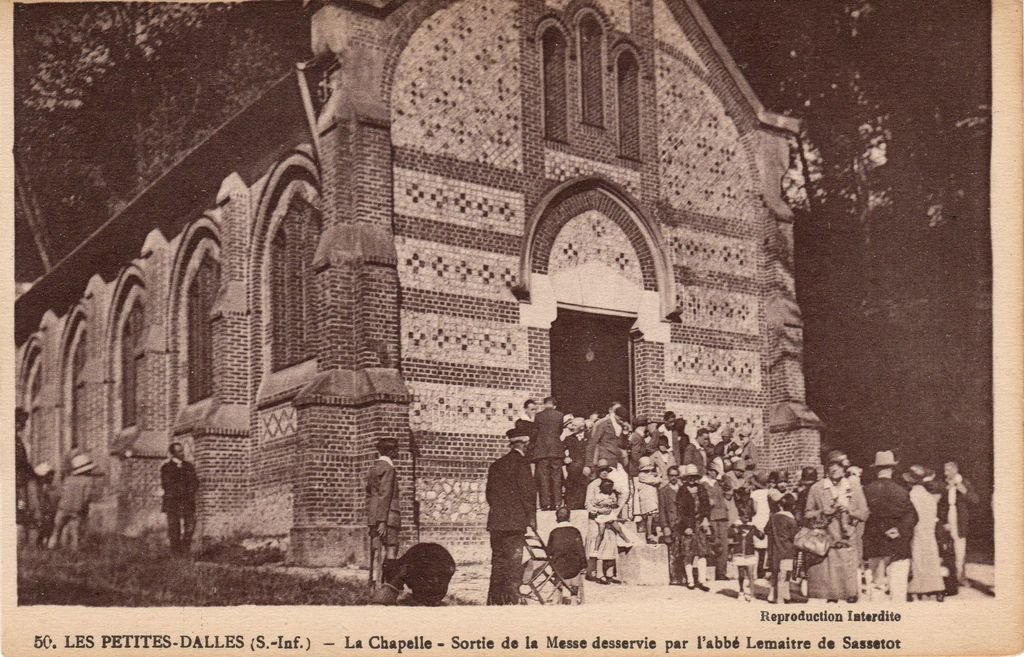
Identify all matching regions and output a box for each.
[749,472,772,578]
[903,465,946,600]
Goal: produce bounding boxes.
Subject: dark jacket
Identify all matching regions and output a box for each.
[585,416,625,467]
[863,477,917,560]
[768,511,798,567]
[532,408,566,460]
[704,478,729,521]
[563,431,586,465]
[658,483,682,530]
[676,485,710,533]
[366,458,401,530]
[937,477,979,538]
[626,432,655,477]
[160,459,199,514]
[486,449,537,532]
[681,441,707,474]
[547,525,587,579]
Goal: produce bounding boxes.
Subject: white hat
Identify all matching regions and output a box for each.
[33,462,53,477]
[870,450,898,468]
[69,453,96,475]
[638,456,654,470]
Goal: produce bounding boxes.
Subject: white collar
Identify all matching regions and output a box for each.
[777,510,795,519]
[170,457,183,465]
[512,446,526,456]
[555,520,573,528]
[378,455,394,466]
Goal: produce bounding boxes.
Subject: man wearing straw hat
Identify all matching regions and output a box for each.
[863,450,917,602]
[485,426,537,604]
[48,452,100,551]
[367,437,401,587]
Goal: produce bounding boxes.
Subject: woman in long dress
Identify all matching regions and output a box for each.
[903,466,946,599]
[584,463,626,583]
[804,461,869,602]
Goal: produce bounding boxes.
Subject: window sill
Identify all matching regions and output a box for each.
[257,358,319,410]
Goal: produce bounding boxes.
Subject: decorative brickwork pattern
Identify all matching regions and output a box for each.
[546,0,632,33]
[415,477,488,523]
[391,0,523,171]
[665,225,758,279]
[393,167,525,236]
[544,150,642,197]
[653,0,705,70]
[408,381,524,435]
[656,50,759,219]
[402,311,529,369]
[663,402,764,446]
[395,237,518,301]
[664,342,762,391]
[676,286,760,335]
[259,404,297,443]
[548,210,643,285]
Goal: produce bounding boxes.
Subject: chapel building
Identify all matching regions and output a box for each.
[14,0,820,564]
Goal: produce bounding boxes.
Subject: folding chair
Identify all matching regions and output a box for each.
[518,526,582,605]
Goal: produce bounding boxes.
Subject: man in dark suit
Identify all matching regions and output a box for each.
[161,442,199,556]
[863,450,917,602]
[658,466,684,585]
[585,402,628,470]
[486,427,537,605]
[533,397,566,510]
[547,506,587,601]
[366,437,401,587]
[562,417,588,510]
[681,427,709,475]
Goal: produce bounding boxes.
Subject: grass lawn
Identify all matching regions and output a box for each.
[18,535,375,606]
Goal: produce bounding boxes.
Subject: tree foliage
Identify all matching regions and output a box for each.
[14,2,308,280]
[700,0,992,511]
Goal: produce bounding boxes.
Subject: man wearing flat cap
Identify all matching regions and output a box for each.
[486,427,537,604]
[367,437,401,588]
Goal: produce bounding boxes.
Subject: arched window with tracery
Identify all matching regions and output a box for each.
[269,202,319,370]
[70,333,87,449]
[187,254,220,403]
[541,26,568,141]
[616,50,641,159]
[578,15,604,127]
[121,302,145,428]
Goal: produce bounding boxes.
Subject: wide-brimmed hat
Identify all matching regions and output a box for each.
[638,456,654,470]
[902,464,935,485]
[562,415,575,429]
[376,437,398,451]
[826,450,848,465]
[870,450,898,468]
[799,466,819,484]
[595,458,613,473]
[506,427,531,443]
[69,453,96,475]
[680,464,701,480]
[33,462,53,477]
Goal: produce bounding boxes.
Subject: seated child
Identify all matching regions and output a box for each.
[548,506,588,603]
[590,479,630,546]
[729,508,764,601]
[635,457,663,544]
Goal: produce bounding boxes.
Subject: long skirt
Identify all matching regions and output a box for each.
[909,522,945,594]
[806,543,859,600]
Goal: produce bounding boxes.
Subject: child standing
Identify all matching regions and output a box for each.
[729,508,763,601]
[768,494,800,603]
[635,457,662,544]
[48,453,99,551]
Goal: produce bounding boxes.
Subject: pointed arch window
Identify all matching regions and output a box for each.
[70,333,87,449]
[28,357,42,457]
[187,254,220,403]
[616,50,641,159]
[121,302,145,428]
[269,202,319,370]
[578,15,605,127]
[541,27,568,141]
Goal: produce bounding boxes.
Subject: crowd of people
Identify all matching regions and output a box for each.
[486,398,979,605]
[15,408,200,556]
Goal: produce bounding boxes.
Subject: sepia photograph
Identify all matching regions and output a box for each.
[5,0,1021,652]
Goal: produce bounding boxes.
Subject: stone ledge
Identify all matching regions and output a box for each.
[313,223,397,270]
[110,427,170,459]
[174,400,250,437]
[769,401,821,432]
[292,367,411,408]
[256,358,319,409]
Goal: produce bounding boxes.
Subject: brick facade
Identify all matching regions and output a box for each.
[15,0,820,565]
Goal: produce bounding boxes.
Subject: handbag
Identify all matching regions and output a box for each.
[793,526,833,557]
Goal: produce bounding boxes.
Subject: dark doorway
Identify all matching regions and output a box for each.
[549,308,634,419]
